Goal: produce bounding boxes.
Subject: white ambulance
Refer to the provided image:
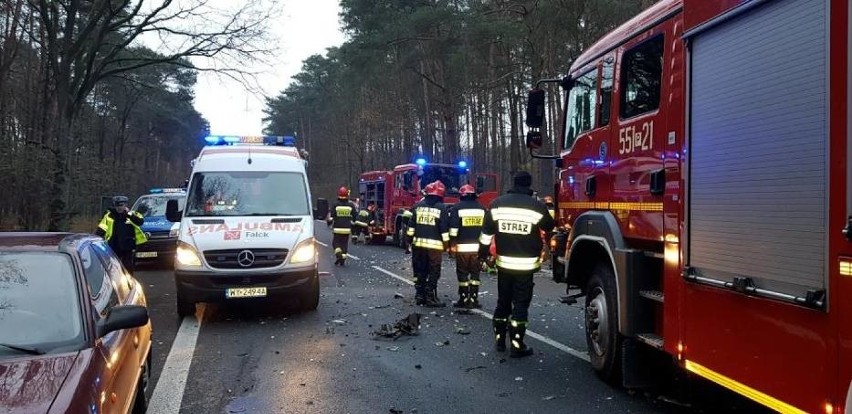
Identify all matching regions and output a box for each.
[166,135,318,316]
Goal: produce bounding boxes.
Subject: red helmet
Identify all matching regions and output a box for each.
[426,180,445,197]
[459,184,476,196]
[337,186,350,199]
[423,182,434,196]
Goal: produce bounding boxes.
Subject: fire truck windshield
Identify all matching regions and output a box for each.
[421,165,465,195]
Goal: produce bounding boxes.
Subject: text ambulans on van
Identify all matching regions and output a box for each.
[166,135,318,316]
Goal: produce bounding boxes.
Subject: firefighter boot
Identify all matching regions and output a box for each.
[493,319,508,353]
[424,288,446,308]
[509,322,534,358]
[466,284,482,309]
[453,285,469,308]
[415,288,427,306]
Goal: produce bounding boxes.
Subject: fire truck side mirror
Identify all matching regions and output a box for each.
[526,89,546,128]
[526,130,543,150]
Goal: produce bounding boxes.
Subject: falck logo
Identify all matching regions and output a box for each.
[237,250,255,267]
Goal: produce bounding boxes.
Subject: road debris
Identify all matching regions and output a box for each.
[464,366,486,372]
[371,313,421,339]
[454,326,471,335]
[514,376,523,381]
[332,319,347,325]
[393,292,405,299]
[387,346,400,352]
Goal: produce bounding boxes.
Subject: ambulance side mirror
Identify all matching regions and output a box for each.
[166,199,182,222]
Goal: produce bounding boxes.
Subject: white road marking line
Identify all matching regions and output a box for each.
[316,241,328,247]
[373,265,413,285]
[148,307,205,413]
[371,265,590,362]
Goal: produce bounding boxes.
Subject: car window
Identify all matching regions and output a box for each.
[564,68,598,149]
[81,245,119,320]
[185,171,310,217]
[92,244,133,302]
[619,35,664,119]
[0,252,84,354]
[133,195,186,217]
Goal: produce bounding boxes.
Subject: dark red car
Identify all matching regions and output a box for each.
[0,233,152,414]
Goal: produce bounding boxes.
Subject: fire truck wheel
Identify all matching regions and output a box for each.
[585,263,622,383]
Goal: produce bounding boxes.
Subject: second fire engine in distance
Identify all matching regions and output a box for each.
[166,135,319,317]
[357,157,499,247]
[131,187,185,267]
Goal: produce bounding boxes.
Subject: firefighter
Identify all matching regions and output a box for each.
[353,201,373,244]
[449,184,485,309]
[400,208,413,254]
[406,180,450,307]
[327,186,358,266]
[479,171,555,358]
[543,196,555,219]
[96,196,147,273]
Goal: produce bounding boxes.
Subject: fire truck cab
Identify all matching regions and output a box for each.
[526,0,851,412]
[358,158,499,246]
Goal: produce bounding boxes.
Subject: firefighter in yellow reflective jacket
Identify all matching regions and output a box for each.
[353,201,375,244]
[479,172,555,358]
[400,208,413,254]
[95,195,147,273]
[327,186,358,266]
[406,180,450,307]
[449,184,485,309]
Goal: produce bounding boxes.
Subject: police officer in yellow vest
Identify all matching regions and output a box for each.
[96,195,147,273]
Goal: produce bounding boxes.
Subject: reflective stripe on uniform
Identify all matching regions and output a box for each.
[441,232,450,242]
[456,243,479,252]
[457,208,485,227]
[336,206,353,216]
[479,233,494,245]
[415,207,442,225]
[469,280,481,286]
[406,227,415,236]
[496,255,540,271]
[355,221,369,227]
[458,281,470,287]
[333,228,352,234]
[413,238,444,250]
[490,207,543,223]
[449,228,459,237]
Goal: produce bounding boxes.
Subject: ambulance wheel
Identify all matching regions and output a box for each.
[585,263,622,384]
[301,274,320,311]
[175,285,195,318]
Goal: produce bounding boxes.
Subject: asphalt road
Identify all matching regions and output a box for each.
[135,223,771,414]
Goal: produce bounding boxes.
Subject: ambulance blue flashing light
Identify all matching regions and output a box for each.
[149,188,185,194]
[415,158,427,167]
[458,160,468,169]
[203,135,297,147]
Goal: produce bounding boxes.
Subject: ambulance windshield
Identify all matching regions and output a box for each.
[185,171,309,217]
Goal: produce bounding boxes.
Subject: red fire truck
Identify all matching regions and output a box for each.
[358,158,499,245]
[525,0,851,412]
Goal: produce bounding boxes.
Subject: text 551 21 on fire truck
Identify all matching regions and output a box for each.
[526,0,851,413]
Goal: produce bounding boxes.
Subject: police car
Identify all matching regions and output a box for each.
[131,187,186,265]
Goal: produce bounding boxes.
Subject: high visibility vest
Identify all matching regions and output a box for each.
[97,211,147,245]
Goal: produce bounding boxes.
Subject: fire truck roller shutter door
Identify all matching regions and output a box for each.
[687,0,828,300]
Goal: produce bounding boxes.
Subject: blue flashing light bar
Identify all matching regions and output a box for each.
[150,188,186,194]
[458,160,468,169]
[415,158,427,166]
[203,135,297,147]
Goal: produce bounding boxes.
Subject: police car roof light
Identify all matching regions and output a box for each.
[415,158,427,166]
